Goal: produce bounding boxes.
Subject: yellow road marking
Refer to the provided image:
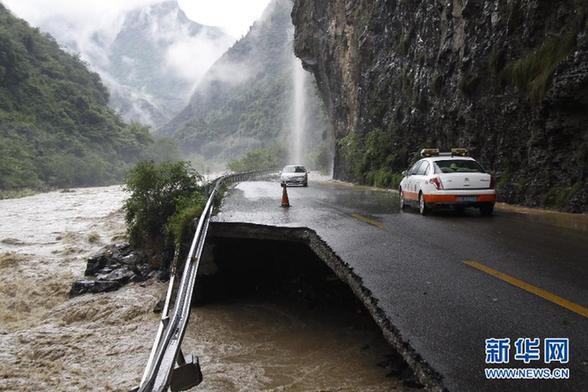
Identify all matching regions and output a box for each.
[350,213,386,230]
[464,260,588,319]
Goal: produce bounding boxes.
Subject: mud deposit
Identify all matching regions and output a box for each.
[0,186,406,391]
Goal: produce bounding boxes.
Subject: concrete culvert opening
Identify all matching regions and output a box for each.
[182,223,421,391]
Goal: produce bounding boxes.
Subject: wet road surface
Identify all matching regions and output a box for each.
[214,176,588,392]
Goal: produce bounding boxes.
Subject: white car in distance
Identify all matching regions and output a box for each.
[280,165,309,187]
[399,149,496,216]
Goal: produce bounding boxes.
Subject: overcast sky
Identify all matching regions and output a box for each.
[181,0,272,37]
[2,0,272,38]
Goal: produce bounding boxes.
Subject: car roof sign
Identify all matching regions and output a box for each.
[421,148,440,157]
[451,148,469,157]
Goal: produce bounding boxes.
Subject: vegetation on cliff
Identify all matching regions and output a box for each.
[338,129,406,189]
[500,6,584,105]
[0,5,166,192]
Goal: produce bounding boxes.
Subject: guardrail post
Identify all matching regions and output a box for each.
[169,353,202,392]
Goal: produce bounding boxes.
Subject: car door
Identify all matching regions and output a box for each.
[414,160,430,195]
[404,160,423,201]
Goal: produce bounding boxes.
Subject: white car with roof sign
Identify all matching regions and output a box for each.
[399,149,496,216]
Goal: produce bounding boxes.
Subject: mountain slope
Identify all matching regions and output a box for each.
[293,0,588,211]
[0,4,152,191]
[161,0,330,167]
[17,0,234,128]
[104,1,234,127]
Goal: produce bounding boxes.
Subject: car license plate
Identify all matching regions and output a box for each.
[458,196,478,202]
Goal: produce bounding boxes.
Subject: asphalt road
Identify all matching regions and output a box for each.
[213,175,588,392]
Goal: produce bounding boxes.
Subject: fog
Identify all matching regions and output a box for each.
[1,0,271,37]
[0,0,251,127]
[2,1,161,58]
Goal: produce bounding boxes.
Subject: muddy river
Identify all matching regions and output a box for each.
[0,186,405,391]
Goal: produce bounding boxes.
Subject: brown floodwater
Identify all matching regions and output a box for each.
[183,299,405,391]
[0,186,406,391]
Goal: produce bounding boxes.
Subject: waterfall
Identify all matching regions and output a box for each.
[291,56,306,164]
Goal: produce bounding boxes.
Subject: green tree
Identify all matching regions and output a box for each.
[123,161,206,255]
[227,145,287,172]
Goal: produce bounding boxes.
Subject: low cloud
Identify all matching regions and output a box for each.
[204,60,253,86]
[2,0,160,77]
[2,0,237,126]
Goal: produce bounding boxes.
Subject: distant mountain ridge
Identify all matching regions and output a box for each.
[105,1,234,128]
[19,0,234,128]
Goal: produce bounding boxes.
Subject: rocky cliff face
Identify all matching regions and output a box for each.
[293,0,588,212]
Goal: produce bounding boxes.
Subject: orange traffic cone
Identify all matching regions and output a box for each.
[281,182,290,208]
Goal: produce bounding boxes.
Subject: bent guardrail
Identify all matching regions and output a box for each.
[135,169,275,392]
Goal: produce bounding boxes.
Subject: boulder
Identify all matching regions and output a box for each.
[73,243,154,296]
[70,280,121,297]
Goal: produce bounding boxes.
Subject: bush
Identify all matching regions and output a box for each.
[227,145,286,172]
[167,195,207,248]
[311,141,333,174]
[338,130,366,180]
[145,136,181,164]
[545,182,584,210]
[123,161,205,254]
[365,169,404,189]
[339,128,408,189]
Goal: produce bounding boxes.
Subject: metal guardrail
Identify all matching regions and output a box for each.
[135,170,276,392]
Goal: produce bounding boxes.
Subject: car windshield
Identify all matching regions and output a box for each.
[434,160,484,173]
[283,166,306,173]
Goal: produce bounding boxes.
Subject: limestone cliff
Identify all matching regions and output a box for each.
[293,0,588,212]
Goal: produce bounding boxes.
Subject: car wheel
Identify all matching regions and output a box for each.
[480,203,494,216]
[399,188,407,210]
[419,192,430,216]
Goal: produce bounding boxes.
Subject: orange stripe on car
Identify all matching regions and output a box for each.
[423,194,458,203]
[423,194,496,203]
[477,194,497,202]
[403,191,419,201]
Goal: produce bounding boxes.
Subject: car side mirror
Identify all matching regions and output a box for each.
[402,170,407,177]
